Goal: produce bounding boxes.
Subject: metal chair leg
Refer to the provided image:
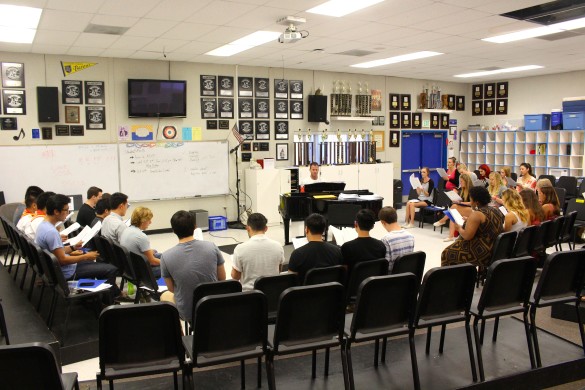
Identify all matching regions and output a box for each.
[472,317,485,382]
[492,317,500,342]
[439,324,446,353]
[425,326,432,354]
[530,308,542,367]
[240,360,245,389]
[523,311,536,369]
[311,350,317,378]
[465,318,478,382]
[409,330,421,390]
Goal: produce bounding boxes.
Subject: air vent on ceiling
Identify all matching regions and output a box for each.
[336,49,376,57]
[502,0,585,25]
[84,23,129,35]
[537,30,583,40]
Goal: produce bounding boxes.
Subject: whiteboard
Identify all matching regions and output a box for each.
[118,141,229,201]
[0,144,120,203]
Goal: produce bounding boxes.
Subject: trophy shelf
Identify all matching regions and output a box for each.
[330,116,373,121]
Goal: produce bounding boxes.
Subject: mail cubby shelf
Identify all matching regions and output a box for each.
[459,129,585,178]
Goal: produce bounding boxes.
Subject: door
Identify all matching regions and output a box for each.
[401,131,447,195]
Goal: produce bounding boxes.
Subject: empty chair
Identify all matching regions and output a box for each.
[432,191,453,234]
[254,273,297,323]
[419,190,445,229]
[344,274,420,390]
[304,265,346,286]
[183,291,268,389]
[555,187,566,212]
[578,180,585,199]
[267,283,349,389]
[532,220,551,260]
[0,342,79,390]
[566,199,585,247]
[529,250,585,367]
[413,264,478,382]
[129,251,161,302]
[346,258,388,304]
[557,176,578,201]
[538,174,556,187]
[558,211,578,251]
[391,251,426,287]
[97,302,189,390]
[186,280,242,334]
[544,216,564,252]
[470,257,537,381]
[511,225,539,258]
[477,231,517,287]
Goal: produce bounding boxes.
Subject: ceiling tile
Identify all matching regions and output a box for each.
[67,46,105,56]
[185,1,258,26]
[46,0,106,13]
[73,32,120,48]
[38,9,94,32]
[34,30,80,46]
[90,14,139,28]
[97,0,160,18]
[141,38,190,53]
[124,19,177,38]
[144,0,210,21]
[161,22,218,40]
[31,43,72,54]
[110,35,152,50]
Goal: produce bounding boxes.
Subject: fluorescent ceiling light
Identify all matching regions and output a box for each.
[483,16,585,43]
[0,4,42,43]
[454,65,543,78]
[351,51,443,68]
[205,31,281,57]
[307,0,384,17]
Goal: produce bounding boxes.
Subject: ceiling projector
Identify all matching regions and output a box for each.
[276,16,306,44]
[279,30,302,43]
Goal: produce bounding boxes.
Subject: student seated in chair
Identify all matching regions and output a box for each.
[288,213,343,283]
[76,186,103,227]
[101,192,129,244]
[341,209,386,278]
[160,210,226,322]
[120,206,162,278]
[231,212,284,291]
[379,206,414,272]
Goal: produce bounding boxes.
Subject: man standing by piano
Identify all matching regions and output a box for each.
[300,162,321,186]
[288,213,343,283]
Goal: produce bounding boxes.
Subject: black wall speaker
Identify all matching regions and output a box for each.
[37,86,60,122]
[308,95,328,123]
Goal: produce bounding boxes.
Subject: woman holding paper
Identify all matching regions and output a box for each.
[520,189,545,226]
[441,157,459,191]
[516,162,537,191]
[441,186,504,267]
[477,164,491,187]
[499,166,516,188]
[488,172,508,206]
[434,174,474,241]
[501,190,529,232]
[404,167,435,228]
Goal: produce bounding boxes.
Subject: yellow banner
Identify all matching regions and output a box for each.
[61,62,97,77]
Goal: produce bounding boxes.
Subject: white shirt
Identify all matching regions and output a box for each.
[300,176,321,186]
[232,234,284,291]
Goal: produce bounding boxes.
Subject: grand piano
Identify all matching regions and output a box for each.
[278,182,384,245]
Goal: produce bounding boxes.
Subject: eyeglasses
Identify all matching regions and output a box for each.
[126,202,131,208]
[61,208,70,213]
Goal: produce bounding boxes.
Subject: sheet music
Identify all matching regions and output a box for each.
[292,237,308,249]
[499,206,508,215]
[329,225,358,246]
[66,221,101,247]
[445,191,463,202]
[436,168,447,178]
[444,209,464,225]
[409,173,422,190]
[506,177,517,187]
[193,227,204,241]
[60,222,80,236]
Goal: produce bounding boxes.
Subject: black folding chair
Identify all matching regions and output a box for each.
[555,187,566,213]
[470,257,537,381]
[0,342,79,390]
[413,264,478,382]
[185,280,242,335]
[0,299,8,345]
[344,274,420,390]
[557,176,578,202]
[511,225,539,258]
[129,251,161,302]
[544,216,564,252]
[529,250,585,367]
[477,231,517,287]
[254,274,297,323]
[304,265,346,286]
[183,291,268,389]
[391,251,426,287]
[538,174,556,187]
[346,258,388,304]
[558,211,578,250]
[97,302,189,390]
[267,283,349,389]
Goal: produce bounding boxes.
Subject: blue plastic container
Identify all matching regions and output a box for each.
[562,112,585,130]
[551,110,563,130]
[562,100,585,112]
[524,114,550,131]
[209,216,228,231]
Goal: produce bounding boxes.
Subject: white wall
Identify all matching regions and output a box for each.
[1,50,582,229]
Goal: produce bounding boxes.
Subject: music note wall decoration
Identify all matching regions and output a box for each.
[12,128,24,141]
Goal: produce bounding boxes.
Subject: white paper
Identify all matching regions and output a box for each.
[60,222,81,236]
[292,237,308,249]
[359,194,383,201]
[499,206,508,215]
[472,180,484,187]
[193,227,204,241]
[66,221,101,247]
[124,218,131,227]
[447,208,465,226]
[338,193,360,200]
[506,177,517,187]
[436,168,447,178]
[329,225,358,246]
[79,283,112,292]
[445,191,462,202]
[409,173,422,190]
[263,158,275,170]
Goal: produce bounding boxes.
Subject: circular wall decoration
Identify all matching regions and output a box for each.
[163,126,177,139]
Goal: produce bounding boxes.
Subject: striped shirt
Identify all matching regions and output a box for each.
[381,229,415,272]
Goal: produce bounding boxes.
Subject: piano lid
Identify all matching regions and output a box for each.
[304,182,346,192]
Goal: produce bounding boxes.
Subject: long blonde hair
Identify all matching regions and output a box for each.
[488,171,505,197]
[502,189,530,224]
[459,173,473,201]
[500,166,511,178]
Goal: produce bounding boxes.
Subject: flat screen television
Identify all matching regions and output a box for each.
[128,79,187,118]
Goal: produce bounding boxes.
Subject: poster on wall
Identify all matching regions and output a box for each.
[289,80,303,99]
[412,113,422,129]
[239,98,253,118]
[274,79,288,99]
[239,120,253,140]
[497,82,509,98]
[0,117,17,130]
[200,75,217,96]
[255,121,270,140]
[62,80,83,104]
[400,94,411,111]
[456,96,465,111]
[496,99,508,115]
[255,99,269,118]
[218,76,234,96]
[218,98,234,118]
[401,112,411,128]
[484,83,495,99]
[2,89,26,115]
[274,121,289,140]
[255,78,269,97]
[84,81,105,104]
[472,84,483,99]
[274,100,288,119]
[472,100,483,116]
[371,90,382,111]
[389,93,400,111]
[1,62,25,88]
[86,106,106,129]
[483,100,495,115]
[290,100,303,119]
[200,98,217,118]
[238,77,253,97]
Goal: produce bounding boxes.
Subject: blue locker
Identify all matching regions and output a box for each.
[401,130,447,195]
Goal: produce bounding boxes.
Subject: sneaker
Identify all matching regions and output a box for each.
[405,223,415,229]
[433,220,446,227]
[443,237,455,242]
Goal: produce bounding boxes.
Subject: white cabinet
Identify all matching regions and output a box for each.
[245,169,283,226]
[358,163,394,207]
[319,165,359,189]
